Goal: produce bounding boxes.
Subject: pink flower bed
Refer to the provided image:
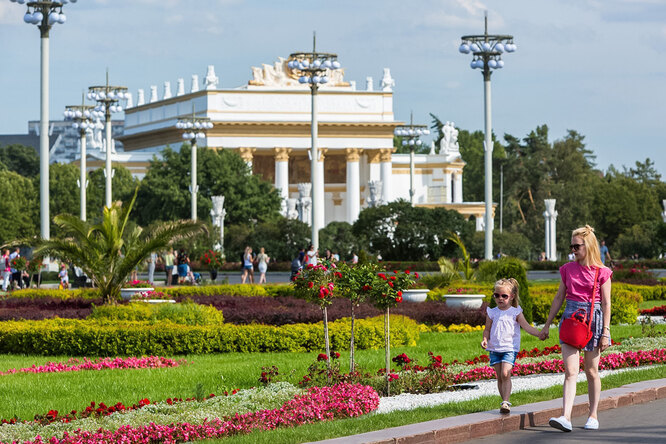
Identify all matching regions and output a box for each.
[0,356,187,376]
[4,384,379,444]
[453,348,666,383]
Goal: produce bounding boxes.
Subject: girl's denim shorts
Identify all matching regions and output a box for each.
[489,350,517,366]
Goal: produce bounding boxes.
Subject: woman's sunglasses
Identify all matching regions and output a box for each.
[493,293,510,300]
[569,243,585,251]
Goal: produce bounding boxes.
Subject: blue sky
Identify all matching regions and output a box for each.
[1,0,665,175]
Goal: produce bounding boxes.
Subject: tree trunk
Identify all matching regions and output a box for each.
[385,306,390,396]
[323,306,331,384]
[350,303,356,373]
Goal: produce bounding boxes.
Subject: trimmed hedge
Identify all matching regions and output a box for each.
[0,315,419,356]
[8,288,101,300]
[87,301,225,325]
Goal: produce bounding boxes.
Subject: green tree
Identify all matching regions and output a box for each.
[136,146,281,226]
[31,189,206,303]
[319,221,357,260]
[48,163,80,237]
[249,216,310,261]
[0,170,38,245]
[352,200,472,260]
[614,222,663,259]
[0,144,39,177]
[86,165,140,221]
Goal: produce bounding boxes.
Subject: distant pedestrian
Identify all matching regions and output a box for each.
[163,248,175,286]
[599,240,611,265]
[58,263,69,290]
[147,252,157,284]
[9,248,21,290]
[241,246,255,284]
[306,245,318,266]
[290,249,304,281]
[256,247,270,284]
[481,278,542,415]
[351,252,358,264]
[1,250,11,292]
[177,250,189,284]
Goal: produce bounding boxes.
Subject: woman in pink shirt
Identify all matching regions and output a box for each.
[541,225,612,432]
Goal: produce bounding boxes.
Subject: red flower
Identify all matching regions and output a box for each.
[317,353,329,361]
[415,272,419,279]
[331,352,341,360]
[405,270,410,274]
[334,271,342,278]
[308,281,314,288]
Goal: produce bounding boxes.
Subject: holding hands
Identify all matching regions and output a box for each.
[481,337,488,349]
[538,326,550,341]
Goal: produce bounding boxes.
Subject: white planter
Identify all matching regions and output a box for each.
[444,294,486,309]
[120,287,154,301]
[140,299,176,304]
[402,288,429,303]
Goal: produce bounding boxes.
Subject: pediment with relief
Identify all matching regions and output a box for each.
[249,57,349,88]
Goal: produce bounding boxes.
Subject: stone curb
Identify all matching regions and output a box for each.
[312,377,666,444]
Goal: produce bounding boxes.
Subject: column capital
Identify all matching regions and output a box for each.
[238,147,256,162]
[274,147,292,162]
[345,148,362,162]
[379,148,393,163]
[366,149,381,164]
[317,148,328,162]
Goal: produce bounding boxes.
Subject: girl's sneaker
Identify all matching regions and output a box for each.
[584,417,599,430]
[549,416,572,432]
[499,401,511,414]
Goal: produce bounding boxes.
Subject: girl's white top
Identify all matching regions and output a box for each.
[487,306,523,352]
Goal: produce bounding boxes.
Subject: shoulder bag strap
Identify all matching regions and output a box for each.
[587,267,600,327]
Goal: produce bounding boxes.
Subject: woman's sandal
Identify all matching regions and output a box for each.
[500,401,511,414]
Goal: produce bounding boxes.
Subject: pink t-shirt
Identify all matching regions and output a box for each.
[559,262,612,303]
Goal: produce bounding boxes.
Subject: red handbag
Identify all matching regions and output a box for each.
[559,267,600,349]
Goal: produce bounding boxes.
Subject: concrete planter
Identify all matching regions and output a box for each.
[444,294,486,309]
[402,289,429,303]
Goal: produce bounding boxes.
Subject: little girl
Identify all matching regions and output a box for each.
[481,278,542,414]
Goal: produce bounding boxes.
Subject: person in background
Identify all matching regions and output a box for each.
[290,248,304,281]
[256,247,270,284]
[163,248,175,286]
[177,250,189,284]
[9,248,20,290]
[2,250,11,292]
[306,245,318,266]
[147,251,158,284]
[599,240,611,266]
[58,263,69,290]
[351,252,359,264]
[241,246,255,284]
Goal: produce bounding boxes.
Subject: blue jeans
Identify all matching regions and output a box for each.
[489,351,517,366]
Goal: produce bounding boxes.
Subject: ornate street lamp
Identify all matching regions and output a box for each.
[459,13,516,260]
[87,71,128,209]
[11,0,74,240]
[176,107,214,220]
[63,94,96,221]
[210,195,226,255]
[394,113,429,204]
[288,34,342,249]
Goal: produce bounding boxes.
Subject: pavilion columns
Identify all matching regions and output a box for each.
[345,148,361,223]
[444,169,453,203]
[453,170,463,203]
[379,148,393,204]
[238,147,256,172]
[274,148,291,204]
[544,199,558,261]
[315,148,327,231]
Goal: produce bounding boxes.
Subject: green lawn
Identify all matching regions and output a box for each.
[639,299,666,310]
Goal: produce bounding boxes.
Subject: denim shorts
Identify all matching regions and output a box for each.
[489,351,517,366]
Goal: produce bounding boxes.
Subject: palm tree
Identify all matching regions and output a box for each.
[32,190,206,304]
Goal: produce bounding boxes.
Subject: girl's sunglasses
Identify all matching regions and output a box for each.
[569,243,585,251]
[493,293,510,300]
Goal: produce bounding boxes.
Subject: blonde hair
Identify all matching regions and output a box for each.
[494,278,520,308]
[572,225,604,267]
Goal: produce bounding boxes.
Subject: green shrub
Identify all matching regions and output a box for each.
[614,283,665,301]
[88,300,224,326]
[611,290,642,325]
[475,260,502,283]
[263,284,296,298]
[418,272,456,289]
[0,315,419,356]
[9,288,101,300]
[156,284,269,299]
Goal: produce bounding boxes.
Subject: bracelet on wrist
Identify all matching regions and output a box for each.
[603,326,610,331]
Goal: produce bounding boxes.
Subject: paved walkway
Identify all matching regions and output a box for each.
[312,377,666,444]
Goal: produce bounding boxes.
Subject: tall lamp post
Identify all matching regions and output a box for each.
[13,0,72,240]
[288,34,341,249]
[176,107,214,220]
[459,13,516,260]
[63,95,96,221]
[88,71,128,209]
[394,113,429,204]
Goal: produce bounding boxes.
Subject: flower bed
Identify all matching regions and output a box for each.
[0,356,186,377]
[640,305,666,316]
[0,383,379,444]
